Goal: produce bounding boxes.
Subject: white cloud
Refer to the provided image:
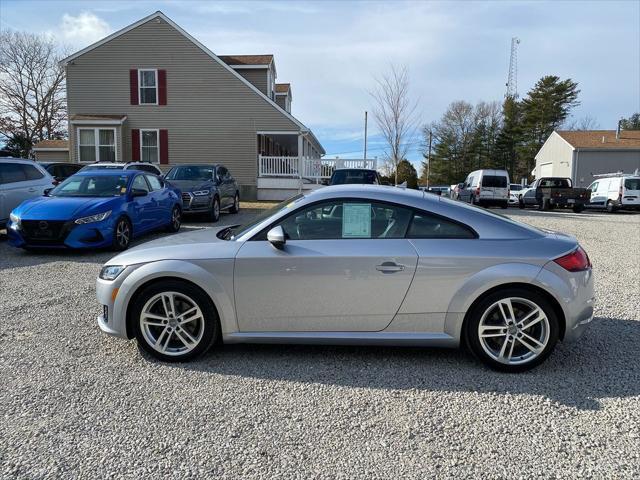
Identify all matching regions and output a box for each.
[59,12,111,45]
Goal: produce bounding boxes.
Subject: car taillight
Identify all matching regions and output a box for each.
[554,246,591,272]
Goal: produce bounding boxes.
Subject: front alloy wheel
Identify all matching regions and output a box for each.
[132,280,218,361]
[112,217,131,251]
[466,289,559,372]
[167,205,181,232]
[210,196,220,222]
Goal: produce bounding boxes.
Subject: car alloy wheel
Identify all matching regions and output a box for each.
[211,197,220,222]
[113,218,131,250]
[478,297,550,366]
[230,193,240,213]
[167,206,181,232]
[139,291,205,357]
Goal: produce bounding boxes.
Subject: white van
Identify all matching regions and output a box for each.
[586,172,640,212]
[458,169,510,209]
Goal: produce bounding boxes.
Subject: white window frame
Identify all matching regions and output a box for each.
[77,127,117,163]
[138,69,158,105]
[140,128,160,164]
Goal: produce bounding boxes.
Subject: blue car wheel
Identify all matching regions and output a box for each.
[112,217,132,251]
[166,205,181,233]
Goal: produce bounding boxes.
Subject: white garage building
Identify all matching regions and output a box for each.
[534,130,640,187]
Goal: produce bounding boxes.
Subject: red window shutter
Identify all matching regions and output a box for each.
[158,69,167,105]
[131,129,140,161]
[129,69,139,105]
[159,129,169,164]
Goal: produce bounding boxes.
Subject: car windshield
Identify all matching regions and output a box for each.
[624,178,640,190]
[331,170,378,184]
[165,166,213,181]
[220,194,305,240]
[50,174,129,197]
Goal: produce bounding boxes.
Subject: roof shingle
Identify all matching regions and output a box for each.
[218,55,273,66]
[557,130,640,149]
[33,139,69,150]
[275,83,290,93]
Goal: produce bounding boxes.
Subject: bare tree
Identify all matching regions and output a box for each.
[370,65,419,184]
[0,30,67,157]
[564,114,600,131]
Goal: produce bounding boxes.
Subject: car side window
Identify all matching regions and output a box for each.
[588,182,598,191]
[22,164,45,181]
[145,175,163,190]
[0,163,28,184]
[270,200,412,240]
[217,166,228,181]
[407,211,476,239]
[131,174,150,192]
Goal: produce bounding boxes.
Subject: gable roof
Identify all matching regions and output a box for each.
[59,11,324,154]
[33,139,69,151]
[219,55,273,67]
[556,130,640,150]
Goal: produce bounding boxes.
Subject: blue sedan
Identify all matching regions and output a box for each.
[7,170,182,250]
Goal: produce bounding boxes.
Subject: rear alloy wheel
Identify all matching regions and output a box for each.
[210,196,220,222]
[132,280,218,362]
[166,205,181,232]
[112,217,132,251]
[229,192,240,214]
[465,289,559,372]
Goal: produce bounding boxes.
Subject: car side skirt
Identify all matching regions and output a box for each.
[223,331,458,347]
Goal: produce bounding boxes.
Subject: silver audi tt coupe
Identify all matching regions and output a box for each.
[96,185,594,372]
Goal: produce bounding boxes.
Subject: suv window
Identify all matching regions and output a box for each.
[269,200,412,240]
[217,166,228,182]
[0,163,27,183]
[624,178,640,190]
[146,175,163,190]
[407,212,476,239]
[131,174,150,192]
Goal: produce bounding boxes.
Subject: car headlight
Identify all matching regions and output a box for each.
[75,210,111,224]
[193,190,210,196]
[99,265,126,281]
[9,212,20,225]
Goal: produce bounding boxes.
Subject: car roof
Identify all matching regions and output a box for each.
[0,157,35,164]
[73,169,140,177]
[167,163,220,168]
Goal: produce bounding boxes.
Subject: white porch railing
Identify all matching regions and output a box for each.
[259,155,377,180]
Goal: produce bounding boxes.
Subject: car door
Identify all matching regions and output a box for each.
[145,174,171,227]
[129,174,154,232]
[587,181,601,205]
[216,166,232,207]
[523,181,538,205]
[234,199,418,332]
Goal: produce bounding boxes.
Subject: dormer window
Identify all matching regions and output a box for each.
[139,69,158,105]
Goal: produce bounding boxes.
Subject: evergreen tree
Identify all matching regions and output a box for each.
[620,113,640,130]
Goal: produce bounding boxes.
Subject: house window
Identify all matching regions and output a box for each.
[78,128,116,163]
[140,129,159,163]
[139,69,158,105]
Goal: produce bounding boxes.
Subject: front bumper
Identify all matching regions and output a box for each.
[7,217,115,249]
[96,267,137,339]
[182,193,212,212]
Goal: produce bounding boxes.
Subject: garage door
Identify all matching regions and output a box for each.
[539,163,553,177]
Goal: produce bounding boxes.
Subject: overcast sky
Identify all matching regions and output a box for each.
[1,0,638,164]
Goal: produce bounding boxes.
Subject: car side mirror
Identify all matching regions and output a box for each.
[131,188,148,197]
[43,188,53,196]
[267,225,286,249]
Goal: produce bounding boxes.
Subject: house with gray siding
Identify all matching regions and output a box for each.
[60,11,325,200]
[534,130,640,187]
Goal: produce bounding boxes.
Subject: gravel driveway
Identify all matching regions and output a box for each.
[1,206,639,479]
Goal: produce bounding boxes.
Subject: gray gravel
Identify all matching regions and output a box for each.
[1,206,639,479]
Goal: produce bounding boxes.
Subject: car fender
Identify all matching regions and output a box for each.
[443,262,544,338]
[115,259,236,339]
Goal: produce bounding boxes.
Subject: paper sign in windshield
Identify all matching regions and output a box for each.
[342,203,371,238]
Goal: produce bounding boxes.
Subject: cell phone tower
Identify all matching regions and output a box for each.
[505,37,520,99]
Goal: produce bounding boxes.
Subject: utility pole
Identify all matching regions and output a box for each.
[364,111,368,160]
[426,128,432,188]
[505,37,520,99]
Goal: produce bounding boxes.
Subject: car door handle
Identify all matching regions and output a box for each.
[376,262,405,273]
[28,188,37,192]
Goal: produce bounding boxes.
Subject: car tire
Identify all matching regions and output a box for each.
[500,201,508,209]
[518,197,525,209]
[166,205,181,232]
[131,280,219,362]
[112,216,132,251]
[572,205,584,213]
[229,192,240,214]
[606,200,617,213]
[538,199,548,211]
[464,288,560,373]
[210,196,220,222]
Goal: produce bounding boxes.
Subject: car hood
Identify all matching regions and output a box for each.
[165,180,214,192]
[106,226,242,266]
[15,196,120,221]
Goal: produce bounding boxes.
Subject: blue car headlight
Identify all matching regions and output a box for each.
[75,210,112,224]
[193,190,210,196]
[9,212,21,228]
[99,265,126,281]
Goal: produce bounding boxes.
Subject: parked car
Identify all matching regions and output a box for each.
[0,158,55,229]
[458,169,510,208]
[163,164,240,222]
[40,162,84,184]
[327,168,381,186]
[426,185,451,196]
[586,172,640,212]
[7,170,181,250]
[508,183,527,206]
[80,161,163,176]
[96,185,594,372]
[451,182,464,200]
[518,177,589,213]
